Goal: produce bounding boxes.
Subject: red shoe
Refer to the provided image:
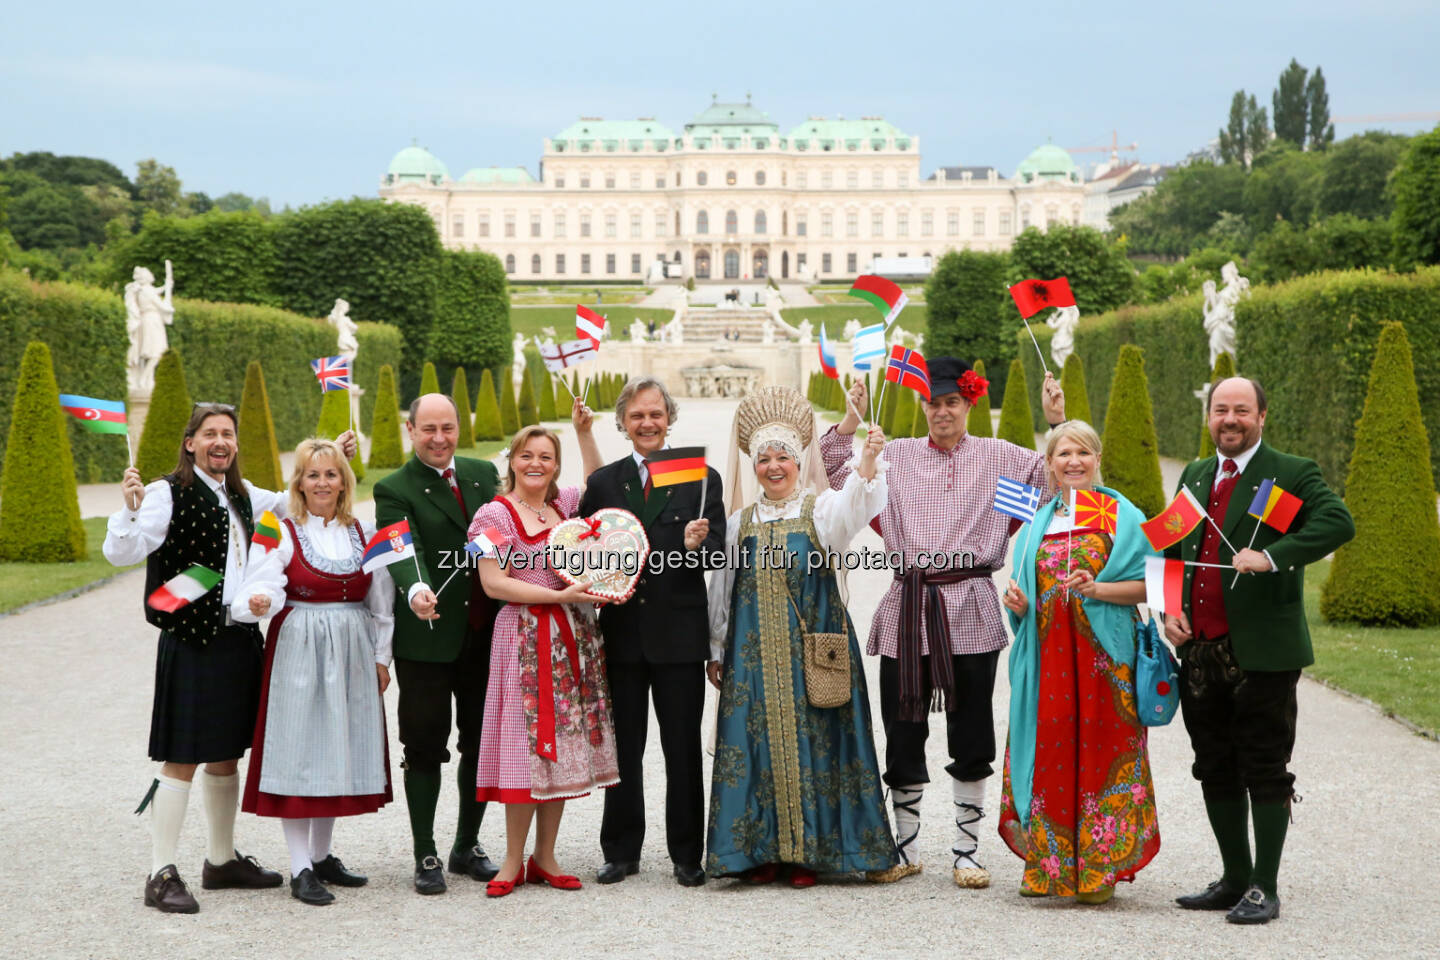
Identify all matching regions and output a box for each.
[789,866,818,888]
[745,863,779,885]
[486,878,516,898]
[526,856,583,890]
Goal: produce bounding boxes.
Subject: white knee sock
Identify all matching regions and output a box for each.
[282,818,313,877]
[952,777,986,869]
[201,771,240,865]
[891,785,924,865]
[309,817,335,863]
[150,775,192,875]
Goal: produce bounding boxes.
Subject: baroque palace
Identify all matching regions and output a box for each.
[379,97,1084,283]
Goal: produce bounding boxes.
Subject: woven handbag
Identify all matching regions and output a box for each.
[782,583,851,709]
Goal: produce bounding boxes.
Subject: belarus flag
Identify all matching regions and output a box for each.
[818,325,838,380]
[1141,488,1206,551]
[148,565,222,613]
[576,305,607,345]
[849,275,908,329]
[1009,277,1077,319]
[465,526,510,560]
[58,394,128,435]
[362,519,415,573]
[1144,556,1186,616]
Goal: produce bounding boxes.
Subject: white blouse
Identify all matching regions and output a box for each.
[229,514,396,665]
[707,465,887,661]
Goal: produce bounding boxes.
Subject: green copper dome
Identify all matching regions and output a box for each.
[1015,143,1079,183]
[459,166,536,184]
[551,118,676,152]
[387,144,449,184]
[785,117,911,152]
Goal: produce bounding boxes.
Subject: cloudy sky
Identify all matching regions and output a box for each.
[4,0,1435,207]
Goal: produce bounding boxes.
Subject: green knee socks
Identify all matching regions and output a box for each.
[1203,791,1253,891]
[1250,801,1290,898]
[452,755,485,857]
[404,767,442,863]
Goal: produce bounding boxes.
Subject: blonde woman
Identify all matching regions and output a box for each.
[233,438,394,906]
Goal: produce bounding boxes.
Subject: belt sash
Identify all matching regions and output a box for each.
[894,566,993,722]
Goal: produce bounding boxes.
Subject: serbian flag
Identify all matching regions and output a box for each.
[148,564,222,613]
[1071,488,1119,535]
[884,346,931,402]
[647,447,707,487]
[1141,488,1207,550]
[251,510,281,552]
[576,305,607,345]
[1144,556,1186,616]
[310,356,351,392]
[537,337,597,372]
[1009,277,1077,319]
[818,325,839,379]
[465,526,510,560]
[58,394,128,435]
[362,519,414,573]
[1248,479,1303,533]
[849,275,908,328]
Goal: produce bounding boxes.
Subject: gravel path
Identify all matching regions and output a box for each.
[3,399,1435,959]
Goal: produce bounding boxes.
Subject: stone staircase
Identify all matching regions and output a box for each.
[680,307,774,342]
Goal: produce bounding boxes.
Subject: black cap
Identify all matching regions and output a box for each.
[928,356,973,399]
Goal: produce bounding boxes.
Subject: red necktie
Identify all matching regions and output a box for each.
[442,467,467,516]
[643,472,653,501]
[1216,458,1238,496]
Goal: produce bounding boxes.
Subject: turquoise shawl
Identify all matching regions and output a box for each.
[1004,485,1156,829]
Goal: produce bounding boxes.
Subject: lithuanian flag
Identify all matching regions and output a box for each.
[252,510,281,552]
[148,565,222,613]
[848,275,908,329]
[646,447,707,487]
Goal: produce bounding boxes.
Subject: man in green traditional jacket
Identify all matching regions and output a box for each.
[1164,377,1354,925]
[374,393,501,894]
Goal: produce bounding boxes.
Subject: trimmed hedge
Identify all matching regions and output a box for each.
[1198,351,1236,459]
[966,359,993,438]
[315,387,364,480]
[997,358,1035,450]
[355,322,402,434]
[419,362,440,398]
[368,365,404,469]
[500,369,520,435]
[536,367,559,422]
[107,210,280,306]
[1059,353,1092,428]
[1101,345,1166,517]
[517,372,539,428]
[430,250,511,383]
[0,341,86,562]
[453,367,475,449]
[474,369,503,442]
[237,360,283,492]
[135,350,192,482]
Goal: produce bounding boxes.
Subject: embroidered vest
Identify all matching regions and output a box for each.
[143,475,254,643]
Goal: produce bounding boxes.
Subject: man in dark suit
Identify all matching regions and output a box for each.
[374,393,501,894]
[580,376,726,886]
[1165,377,1354,925]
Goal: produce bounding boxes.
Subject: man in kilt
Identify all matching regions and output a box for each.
[105,403,355,914]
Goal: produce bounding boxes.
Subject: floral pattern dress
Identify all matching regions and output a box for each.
[998,528,1161,896]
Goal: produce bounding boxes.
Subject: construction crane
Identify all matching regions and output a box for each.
[1332,113,1440,125]
[1064,130,1138,161]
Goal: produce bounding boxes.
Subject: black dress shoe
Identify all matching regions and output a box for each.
[290,868,336,906]
[447,844,499,881]
[1226,886,1280,924]
[202,851,284,889]
[673,863,706,887]
[1175,879,1246,911]
[596,860,640,884]
[312,854,367,887]
[414,855,447,895]
[144,865,199,914]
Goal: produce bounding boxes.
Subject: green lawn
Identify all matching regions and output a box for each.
[780,303,929,339]
[807,285,927,305]
[510,285,653,305]
[0,517,141,614]
[509,306,675,341]
[1305,558,1440,737]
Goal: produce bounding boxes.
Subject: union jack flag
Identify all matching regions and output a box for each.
[310,356,352,392]
[884,345,931,402]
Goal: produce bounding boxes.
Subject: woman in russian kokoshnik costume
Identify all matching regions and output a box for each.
[998,420,1161,904]
[471,407,618,898]
[705,386,898,887]
[232,438,395,906]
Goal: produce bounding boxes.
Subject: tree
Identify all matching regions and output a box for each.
[1316,131,1409,220]
[1008,223,1136,315]
[925,249,1016,393]
[134,158,189,217]
[314,388,365,480]
[1321,323,1440,625]
[1219,91,1249,167]
[237,360,283,492]
[1242,143,1325,228]
[517,371,539,428]
[0,341,86,562]
[965,359,993,437]
[1198,352,1236,459]
[1099,345,1166,517]
[1305,67,1334,151]
[536,368,559,421]
[368,364,405,469]
[500,369,520,434]
[419,362,440,397]
[430,250,511,375]
[1059,353,1093,427]
[1108,162,1247,258]
[1390,126,1440,268]
[1273,59,1310,148]
[473,369,504,442]
[996,358,1036,450]
[452,367,475,449]
[135,350,192,481]
[1245,95,1271,167]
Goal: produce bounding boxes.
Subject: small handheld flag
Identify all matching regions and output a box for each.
[818,325,838,380]
[849,275,908,329]
[646,447,707,487]
[851,323,886,372]
[576,305,607,345]
[1144,556,1186,616]
[148,565,222,613]
[362,519,415,573]
[1072,488,1119,536]
[537,337,598,372]
[994,477,1043,523]
[58,394,128,435]
[251,510,281,553]
[1008,277,1077,319]
[884,345,931,402]
[310,356,352,392]
[465,526,510,560]
[1247,479,1303,534]
[1140,488,1207,551]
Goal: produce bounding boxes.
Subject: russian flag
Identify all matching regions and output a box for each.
[362,519,414,573]
[818,324,838,380]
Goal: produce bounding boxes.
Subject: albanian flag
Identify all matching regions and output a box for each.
[1009,277,1076,319]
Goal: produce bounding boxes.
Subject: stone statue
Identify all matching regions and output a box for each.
[761,319,776,345]
[843,318,862,340]
[1047,305,1080,368]
[512,332,527,371]
[328,298,358,362]
[124,261,174,394]
[1200,261,1250,367]
[797,319,813,344]
[630,319,647,342]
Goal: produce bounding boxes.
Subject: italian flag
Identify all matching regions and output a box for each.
[148,565,222,613]
[848,275,908,329]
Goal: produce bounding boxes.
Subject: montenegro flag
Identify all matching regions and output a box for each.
[1141,488,1206,550]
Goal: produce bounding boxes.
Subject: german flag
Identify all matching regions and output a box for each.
[647,447,707,487]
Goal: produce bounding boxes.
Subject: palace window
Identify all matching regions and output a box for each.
[655,176,665,189]
[726,170,737,186]
[606,253,616,274]
[898,171,908,188]
[822,253,832,274]
[580,214,591,238]
[631,211,642,238]
[871,210,884,237]
[581,253,591,274]
[655,210,667,236]
[847,252,857,273]
[478,213,490,237]
[846,211,858,237]
[843,169,856,189]
[755,170,766,186]
[897,211,909,237]
[605,213,617,238]
[530,212,542,238]
[754,210,767,234]
[1000,211,1012,235]
[452,214,464,238]
[554,213,566,238]
[796,171,807,189]
[697,171,708,186]
[725,210,738,234]
[630,171,641,189]
[696,210,709,234]
[554,176,565,188]
[821,212,833,237]
[796,253,807,271]
[531,254,541,274]
[556,253,566,274]
[675,171,682,186]
[631,253,642,274]
[605,174,615,189]
[821,170,833,189]
[580,174,590,188]
[973,210,985,236]
[921,210,933,236]
[947,209,959,236]
[505,254,515,273]
[796,213,807,236]
[504,212,516,238]
[1021,209,1030,230]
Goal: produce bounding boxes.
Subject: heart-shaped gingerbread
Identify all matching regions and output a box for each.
[547,508,649,602]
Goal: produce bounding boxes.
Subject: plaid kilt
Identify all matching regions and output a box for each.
[148,623,263,763]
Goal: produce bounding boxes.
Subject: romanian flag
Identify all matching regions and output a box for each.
[646,447,707,487]
[1141,488,1207,550]
[58,394,128,435]
[884,345,931,402]
[1144,556,1186,616]
[1247,479,1303,533]
[362,519,415,573]
[148,565,222,613]
[576,305,607,345]
[848,275,908,328]
[818,325,838,380]
[1071,488,1119,535]
[251,510,281,552]
[1008,277,1077,319]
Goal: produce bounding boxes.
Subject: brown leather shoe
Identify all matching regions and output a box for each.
[145,865,199,914]
[202,851,283,889]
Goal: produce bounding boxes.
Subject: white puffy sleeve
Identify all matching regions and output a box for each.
[229,522,294,623]
[810,462,888,552]
[363,521,396,665]
[102,479,172,566]
[707,508,744,662]
[242,479,289,520]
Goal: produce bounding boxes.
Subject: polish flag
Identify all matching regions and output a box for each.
[1144,556,1186,616]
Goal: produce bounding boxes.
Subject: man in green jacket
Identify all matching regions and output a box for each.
[1164,377,1354,925]
[374,393,501,894]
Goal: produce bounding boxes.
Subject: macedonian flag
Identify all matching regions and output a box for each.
[1071,488,1119,535]
[1140,488,1206,550]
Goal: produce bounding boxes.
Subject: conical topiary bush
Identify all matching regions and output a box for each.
[878,376,899,435]
[368,364,404,469]
[888,384,914,438]
[570,371,582,406]
[1060,353,1093,429]
[500,368,520,435]
[419,361,440,398]
[1198,351,1236,459]
[474,369,504,442]
[452,367,475,450]
[0,341,86,562]
[537,368,559,421]
[135,349,192,481]
[1100,345,1165,517]
[1321,323,1440,626]
[517,372,539,428]
[996,358,1036,450]
[237,359,283,492]
[966,359,993,438]
[910,391,928,438]
[315,388,365,480]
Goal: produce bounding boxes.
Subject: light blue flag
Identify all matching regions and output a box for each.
[851,323,886,371]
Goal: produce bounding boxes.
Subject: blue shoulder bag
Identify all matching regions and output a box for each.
[1134,615,1180,726]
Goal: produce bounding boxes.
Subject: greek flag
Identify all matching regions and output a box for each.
[851,323,886,371]
[993,476,1043,523]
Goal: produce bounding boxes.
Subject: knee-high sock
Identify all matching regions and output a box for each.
[890,785,923,865]
[1250,800,1290,898]
[952,777,986,868]
[282,818,313,877]
[404,766,442,862]
[202,771,240,865]
[150,774,192,875]
[453,755,484,855]
[309,817,335,863]
[1202,785,1253,890]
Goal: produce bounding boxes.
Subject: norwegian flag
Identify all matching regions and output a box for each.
[536,337,598,372]
[576,305,607,345]
[884,345,931,402]
[310,356,352,392]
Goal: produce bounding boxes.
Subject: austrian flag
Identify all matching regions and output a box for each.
[576,305,607,345]
[884,346,931,402]
[148,565,222,613]
[849,275,908,329]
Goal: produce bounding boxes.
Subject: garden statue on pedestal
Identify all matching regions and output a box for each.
[1202,261,1249,370]
[327,298,364,439]
[512,332,527,374]
[843,318,861,340]
[124,261,174,394]
[1047,305,1080,369]
[797,319,813,344]
[630,319,647,342]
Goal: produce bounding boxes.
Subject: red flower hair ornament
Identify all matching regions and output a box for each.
[958,370,989,402]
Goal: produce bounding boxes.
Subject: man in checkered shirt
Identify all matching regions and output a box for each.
[821,357,1065,888]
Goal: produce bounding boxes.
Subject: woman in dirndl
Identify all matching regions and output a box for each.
[232,438,393,906]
